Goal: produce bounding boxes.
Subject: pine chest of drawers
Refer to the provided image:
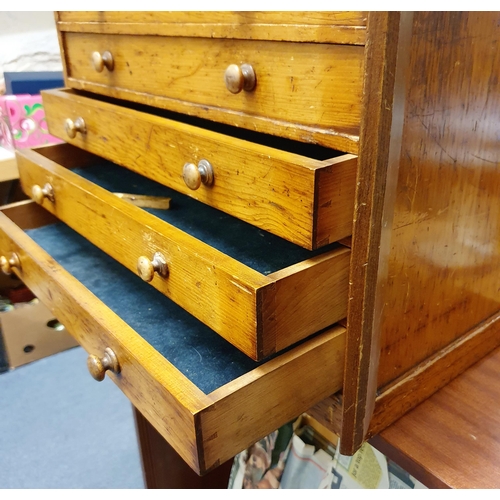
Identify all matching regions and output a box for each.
[2,11,500,475]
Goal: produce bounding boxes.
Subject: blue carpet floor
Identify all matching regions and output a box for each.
[0,346,144,488]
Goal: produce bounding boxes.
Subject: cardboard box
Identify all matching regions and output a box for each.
[0,147,19,182]
[0,298,79,370]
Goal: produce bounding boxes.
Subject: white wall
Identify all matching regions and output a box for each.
[0,12,62,93]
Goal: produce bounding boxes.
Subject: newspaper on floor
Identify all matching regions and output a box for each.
[227,420,295,489]
[332,441,389,489]
[228,413,428,489]
[279,432,336,488]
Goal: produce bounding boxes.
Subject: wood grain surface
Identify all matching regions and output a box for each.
[42,89,357,249]
[60,32,363,152]
[372,345,500,489]
[0,201,346,474]
[16,146,350,360]
[199,325,346,472]
[375,11,500,387]
[340,11,405,455]
[369,309,500,439]
[56,11,367,45]
[0,204,205,471]
[0,155,19,182]
[134,408,232,488]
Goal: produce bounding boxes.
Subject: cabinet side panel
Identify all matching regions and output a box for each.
[340,11,405,455]
[377,12,500,387]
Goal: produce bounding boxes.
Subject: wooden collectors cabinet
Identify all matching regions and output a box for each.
[1,11,499,477]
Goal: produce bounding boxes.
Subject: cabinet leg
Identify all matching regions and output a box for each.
[133,406,233,489]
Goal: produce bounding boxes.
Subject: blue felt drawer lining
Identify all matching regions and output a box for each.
[26,222,263,394]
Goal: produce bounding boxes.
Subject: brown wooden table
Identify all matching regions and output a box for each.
[371,346,500,489]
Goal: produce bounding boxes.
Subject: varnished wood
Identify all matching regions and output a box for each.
[42,89,358,249]
[60,32,363,151]
[368,310,500,439]
[57,11,367,45]
[198,325,345,472]
[0,201,346,474]
[306,393,343,437]
[16,145,350,360]
[259,250,350,354]
[369,435,449,489]
[340,11,406,455]
[18,11,500,478]
[317,11,500,459]
[26,142,97,169]
[373,345,500,489]
[134,408,232,488]
[376,11,500,387]
[0,199,58,230]
[0,204,205,471]
[315,156,357,248]
[0,155,19,182]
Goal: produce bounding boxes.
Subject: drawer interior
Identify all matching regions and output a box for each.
[25,221,263,392]
[47,155,341,275]
[0,200,346,473]
[17,146,351,360]
[64,89,345,161]
[42,91,358,250]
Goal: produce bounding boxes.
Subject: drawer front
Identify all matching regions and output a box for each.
[61,32,364,152]
[0,200,346,474]
[57,11,367,45]
[43,89,357,250]
[16,145,350,360]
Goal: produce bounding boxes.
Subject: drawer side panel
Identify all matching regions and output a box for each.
[198,325,346,472]
[261,248,350,353]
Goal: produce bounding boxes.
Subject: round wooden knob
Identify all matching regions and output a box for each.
[137,252,168,282]
[0,252,21,275]
[92,51,114,72]
[32,183,54,204]
[224,63,256,94]
[87,347,120,382]
[65,117,86,139]
[182,160,214,190]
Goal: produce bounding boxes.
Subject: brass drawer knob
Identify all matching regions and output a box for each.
[87,347,120,382]
[182,160,214,190]
[0,252,21,275]
[92,50,114,72]
[137,252,168,282]
[65,117,86,139]
[32,183,55,204]
[224,63,256,94]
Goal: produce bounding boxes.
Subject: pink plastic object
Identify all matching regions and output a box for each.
[0,94,62,151]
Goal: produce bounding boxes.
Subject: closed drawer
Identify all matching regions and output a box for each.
[43,89,357,250]
[16,144,350,361]
[57,11,367,45]
[0,200,345,474]
[60,32,364,152]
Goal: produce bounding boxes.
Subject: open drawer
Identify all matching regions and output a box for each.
[0,200,345,474]
[42,89,357,250]
[15,144,350,360]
